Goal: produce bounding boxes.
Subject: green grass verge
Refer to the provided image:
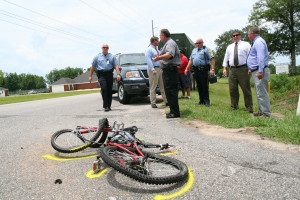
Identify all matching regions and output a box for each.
[179,78,300,145]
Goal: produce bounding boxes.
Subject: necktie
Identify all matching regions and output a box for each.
[234,42,238,66]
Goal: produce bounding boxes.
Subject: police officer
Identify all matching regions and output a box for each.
[185,38,215,106]
[89,44,121,112]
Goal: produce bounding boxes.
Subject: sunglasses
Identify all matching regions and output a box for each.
[195,42,203,45]
[232,34,240,37]
[102,47,109,49]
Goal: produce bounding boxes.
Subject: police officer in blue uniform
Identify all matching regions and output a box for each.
[89,44,121,112]
[185,38,215,106]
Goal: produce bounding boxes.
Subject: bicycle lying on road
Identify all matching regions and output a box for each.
[51,118,188,185]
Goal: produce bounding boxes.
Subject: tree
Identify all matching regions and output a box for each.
[4,73,19,91]
[0,70,4,87]
[248,0,300,74]
[46,67,83,84]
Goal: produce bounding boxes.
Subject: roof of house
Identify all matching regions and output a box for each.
[52,77,75,85]
[51,70,98,85]
[73,71,98,84]
[0,87,7,90]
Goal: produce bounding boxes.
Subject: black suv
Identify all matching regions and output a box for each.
[112,53,151,104]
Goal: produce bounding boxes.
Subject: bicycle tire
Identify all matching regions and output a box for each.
[99,146,188,184]
[51,118,108,153]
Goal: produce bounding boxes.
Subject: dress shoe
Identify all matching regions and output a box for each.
[104,107,110,112]
[166,113,180,118]
[108,107,112,111]
[253,112,262,116]
[151,104,157,108]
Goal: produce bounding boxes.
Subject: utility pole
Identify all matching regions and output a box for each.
[152,20,154,36]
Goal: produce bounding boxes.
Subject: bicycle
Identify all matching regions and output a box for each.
[51,118,188,184]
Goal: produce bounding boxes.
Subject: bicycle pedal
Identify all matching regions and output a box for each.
[93,160,102,174]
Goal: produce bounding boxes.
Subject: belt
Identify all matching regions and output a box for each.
[250,66,268,72]
[194,65,210,68]
[230,64,246,68]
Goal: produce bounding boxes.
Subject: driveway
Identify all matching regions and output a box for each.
[0,93,299,200]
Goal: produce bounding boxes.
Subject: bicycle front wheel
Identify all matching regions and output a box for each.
[51,118,108,153]
[99,146,188,184]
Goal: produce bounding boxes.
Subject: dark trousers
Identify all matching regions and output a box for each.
[229,66,253,109]
[98,72,113,109]
[162,66,180,116]
[194,67,210,104]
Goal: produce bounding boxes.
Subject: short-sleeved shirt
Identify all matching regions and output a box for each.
[222,41,251,67]
[190,46,214,66]
[159,38,181,66]
[91,53,118,71]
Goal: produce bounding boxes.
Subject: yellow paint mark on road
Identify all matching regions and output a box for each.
[154,168,194,200]
[86,168,108,178]
[42,154,97,161]
[159,151,178,156]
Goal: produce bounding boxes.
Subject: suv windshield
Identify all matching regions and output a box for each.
[119,54,147,66]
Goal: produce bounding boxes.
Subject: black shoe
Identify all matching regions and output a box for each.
[205,103,210,107]
[108,107,112,111]
[198,101,205,105]
[151,104,157,108]
[104,107,109,112]
[166,113,180,118]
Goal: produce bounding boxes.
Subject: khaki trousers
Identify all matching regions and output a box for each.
[147,67,167,104]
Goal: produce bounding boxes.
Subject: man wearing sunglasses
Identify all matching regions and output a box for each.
[222,30,253,113]
[89,44,121,112]
[185,38,215,107]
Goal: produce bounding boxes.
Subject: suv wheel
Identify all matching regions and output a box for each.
[118,83,130,104]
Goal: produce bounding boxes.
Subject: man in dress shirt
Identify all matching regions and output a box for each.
[247,27,271,117]
[145,36,167,108]
[153,29,181,118]
[185,38,215,106]
[222,30,253,113]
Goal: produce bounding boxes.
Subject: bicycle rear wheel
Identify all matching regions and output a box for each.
[51,118,108,153]
[99,146,188,184]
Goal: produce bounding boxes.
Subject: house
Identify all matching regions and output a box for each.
[0,87,8,97]
[50,71,99,93]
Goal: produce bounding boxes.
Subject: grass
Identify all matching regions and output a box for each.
[1,80,299,145]
[0,89,99,105]
[179,78,300,145]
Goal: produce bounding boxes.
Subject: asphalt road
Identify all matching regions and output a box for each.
[0,93,299,200]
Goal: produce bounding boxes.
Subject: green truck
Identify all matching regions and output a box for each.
[159,33,195,58]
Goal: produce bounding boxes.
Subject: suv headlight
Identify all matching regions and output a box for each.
[125,71,140,78]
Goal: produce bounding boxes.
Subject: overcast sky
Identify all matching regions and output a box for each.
[0,0,298,77]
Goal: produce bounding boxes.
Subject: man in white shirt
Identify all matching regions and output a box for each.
[222,30,253,113]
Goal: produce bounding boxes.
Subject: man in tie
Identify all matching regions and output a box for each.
[222,30,253,113]
[145,36,167,108]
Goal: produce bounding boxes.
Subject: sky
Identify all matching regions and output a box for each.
[0,0,298,78]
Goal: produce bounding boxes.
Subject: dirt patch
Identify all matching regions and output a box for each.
[179,119,300,153]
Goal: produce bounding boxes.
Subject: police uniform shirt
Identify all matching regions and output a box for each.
[91,53,118,71]
[222,41,251,67]
[190,46,214,66]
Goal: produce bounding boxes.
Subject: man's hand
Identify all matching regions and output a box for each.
[257,72,263,79]
[89,76,92,83]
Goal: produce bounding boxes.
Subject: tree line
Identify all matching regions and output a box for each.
[0,67,84,92]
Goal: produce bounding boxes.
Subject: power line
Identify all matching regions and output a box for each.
[79,0,148,38]
[2,0,102,40]
[0,10,96,42]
